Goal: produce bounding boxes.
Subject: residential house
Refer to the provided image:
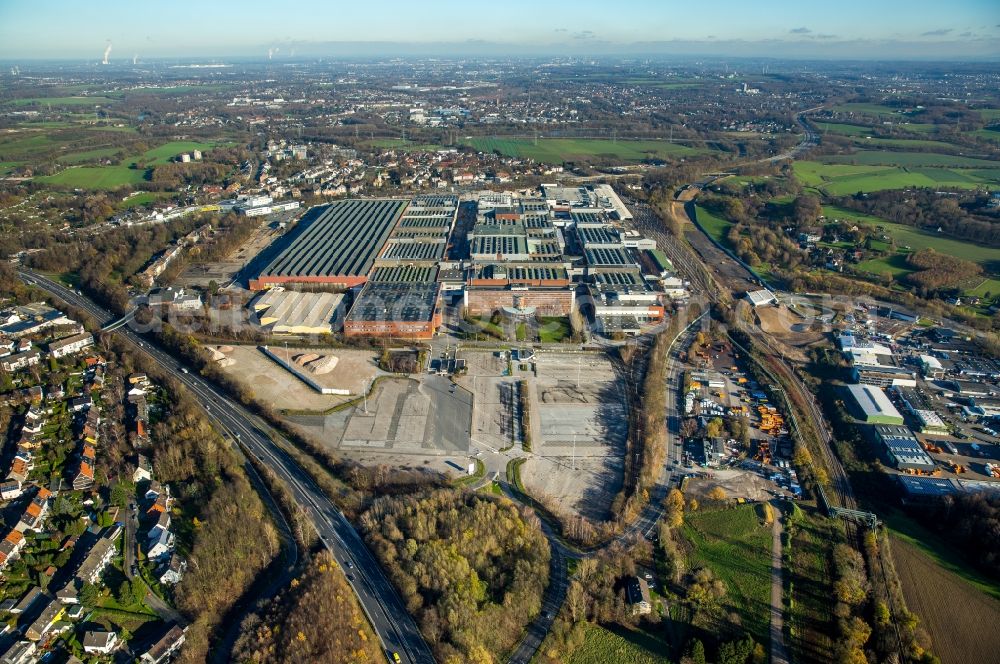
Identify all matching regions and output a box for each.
[158,554,186,585]
[145,480,162,501]
[25,597,65,641]
[148,511,171,540]
[626,576,652,616]
[16,488,51,532]
[147,527,174,562]
[0,640,37,664]
[0,530,26,570]
[72,461,94,491]
[68,536,116,588]
[82,630,119,655]
[1,350,40,372]
[133,455,152,483]
[147,492,169,516]
[10,587,43,615]
[47,332,94,359]
[1,480,22,500]
[139,624,187,664]
[69,396,93,413]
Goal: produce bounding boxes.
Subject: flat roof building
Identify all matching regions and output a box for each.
[847,384,904,425]
[343,282,442,340]
[852,364,917,388]
[250,289,345,335]
[745,289,778,307]
[250,199,407,289]
[874,424,936,472]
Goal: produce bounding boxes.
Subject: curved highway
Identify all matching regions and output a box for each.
[19,269,435,664]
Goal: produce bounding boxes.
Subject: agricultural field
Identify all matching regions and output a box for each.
[34,140,223,190]
[566,624,669,664]
[890,534,1000,664]
[368,138,446,152]
[794,158,1000,195]
[681,504,773,645]
[463,137,707,163]
[36,165,148,189]
[827,102,912,118]
[824,150,999,168]
[848,137,964,151]
[1,95,120,107]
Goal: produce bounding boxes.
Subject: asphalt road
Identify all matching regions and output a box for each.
[19,269,435,664]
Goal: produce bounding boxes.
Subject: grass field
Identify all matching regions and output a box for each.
[61,147,122,164]
[538,316,571,343]
[35,140,222,190]
[824,206,1000,268]
[794,159,999,195]
[139,140,219,165]
[815,122,873,137]
[966,277,1000,298]
[785,507,839,664]
[693,205,734,247]
[566,624,669,664]
[119,192,172,209]
[681,504,772,645]
[2,95,119,107]
[464,137,706,163]
[37,165,149,189]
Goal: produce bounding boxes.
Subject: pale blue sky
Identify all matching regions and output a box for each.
[1,0,998,59]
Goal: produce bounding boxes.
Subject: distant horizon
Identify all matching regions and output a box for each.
[1,0,998,61]
[1,46,998,66]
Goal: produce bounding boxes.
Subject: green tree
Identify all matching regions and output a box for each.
[79,582,99,606]
[686,638,706,664]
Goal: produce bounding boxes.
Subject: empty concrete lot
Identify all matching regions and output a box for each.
[336,375,472,454]
[522,351,628,522]
[533,351,627,448]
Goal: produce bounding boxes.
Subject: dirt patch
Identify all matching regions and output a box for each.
[212,345,378,411]
[176,218,281,289]
[891,536,1000,664]
[683,468,777,503]
[266,346,379,394]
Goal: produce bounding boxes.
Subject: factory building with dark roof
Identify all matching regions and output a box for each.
[249,198,407,289]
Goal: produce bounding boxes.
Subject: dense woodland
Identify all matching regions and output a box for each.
[233,551,380,663]
[903,249,982,293]
[915,492,1000,580]
[360,490,550,664]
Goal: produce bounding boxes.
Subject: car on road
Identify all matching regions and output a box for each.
[347,561,354,569]
[347,574,355,581]
[181,368,189,374]
[391,652,401,663]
